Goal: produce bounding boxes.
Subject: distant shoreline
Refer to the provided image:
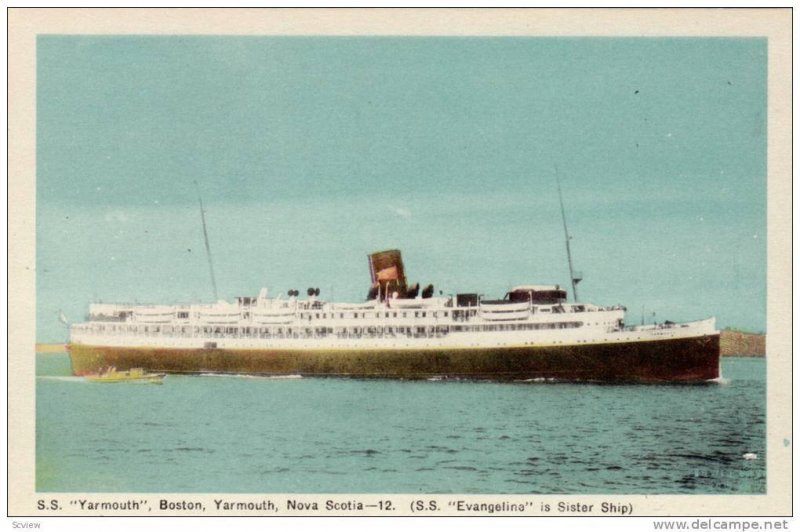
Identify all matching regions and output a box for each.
[719,329,766,357]
[35,343,67,353]
[36,331,767,358]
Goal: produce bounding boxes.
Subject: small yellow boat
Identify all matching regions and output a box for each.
[85,367,166,384]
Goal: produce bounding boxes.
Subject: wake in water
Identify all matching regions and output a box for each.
[197,373,302,380]
[36,376,88,383]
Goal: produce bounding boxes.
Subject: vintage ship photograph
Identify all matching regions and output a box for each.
[68,247,721,383]
[31,26,770,499]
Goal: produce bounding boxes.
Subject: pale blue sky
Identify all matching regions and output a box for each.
[37,37,767,341]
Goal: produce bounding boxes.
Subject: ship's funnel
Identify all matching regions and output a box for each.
[368,249,408,300]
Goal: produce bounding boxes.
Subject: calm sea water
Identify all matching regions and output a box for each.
[36,354,765,494]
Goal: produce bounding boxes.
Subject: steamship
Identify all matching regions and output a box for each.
[68,249,720,382]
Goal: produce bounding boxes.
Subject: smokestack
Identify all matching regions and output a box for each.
[367,249,408,300]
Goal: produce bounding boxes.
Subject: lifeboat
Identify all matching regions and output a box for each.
[387,297,448,309]
[133,306,176,323]
[479,300,531,321]
[251,311,295,324]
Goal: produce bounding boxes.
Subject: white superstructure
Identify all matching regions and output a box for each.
[71,285,716,351]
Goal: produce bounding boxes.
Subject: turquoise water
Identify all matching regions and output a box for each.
[36,354,765,494]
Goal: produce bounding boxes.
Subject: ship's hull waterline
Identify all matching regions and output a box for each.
[69,334,720,383]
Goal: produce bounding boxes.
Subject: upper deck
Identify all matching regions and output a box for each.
[83,291,624,329]
[72,251,715,350]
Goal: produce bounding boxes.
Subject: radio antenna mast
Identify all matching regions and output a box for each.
[555,167,581,302]
[194,181,219,301]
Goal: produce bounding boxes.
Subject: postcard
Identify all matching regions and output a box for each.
[7,7,792,526]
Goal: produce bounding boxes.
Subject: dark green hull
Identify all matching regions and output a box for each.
[69,334,720,383]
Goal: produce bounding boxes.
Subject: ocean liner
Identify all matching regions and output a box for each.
[68,249,720,382]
